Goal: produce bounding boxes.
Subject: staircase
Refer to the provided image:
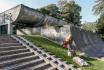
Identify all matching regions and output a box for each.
[0,35,56,70]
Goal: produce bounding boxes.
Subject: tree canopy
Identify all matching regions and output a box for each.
[96,15,104,34]
[93,0,104,35]
[59,1,81,26]
[37,0,81,26]
[93,0,104,15]
[38,4,59,18]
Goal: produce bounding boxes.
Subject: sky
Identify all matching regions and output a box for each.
[0,0,99,23]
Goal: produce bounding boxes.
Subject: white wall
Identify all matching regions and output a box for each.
[17,25,71,45]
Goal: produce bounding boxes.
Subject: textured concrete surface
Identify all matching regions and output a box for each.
[70,26,104,58]
[0,35,57,70]
[0,4,67,26]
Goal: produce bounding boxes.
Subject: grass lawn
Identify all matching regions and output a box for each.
[23,35,104,70]
[23,35,75,64]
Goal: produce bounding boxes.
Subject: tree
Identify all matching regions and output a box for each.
[58,0,74,11]
[59,1,81,26]
[96,15,104,35]
[58,0,67,11]
[38,4,59,18]
[93,0,104,15]
[93,0,104,36]
[38,0,81,26]
[37,8,50,15]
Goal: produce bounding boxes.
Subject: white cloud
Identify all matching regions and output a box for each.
[0,0,19,13]
[0,1,11,12]
[0,0,58,13]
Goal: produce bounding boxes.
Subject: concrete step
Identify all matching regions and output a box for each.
[0,43,22,47]
[0,36,11,38]
[0,52,34,62]
[0,46,26,51]
[0,55,39,68]
[0,38,15,40]
[0,49,29,56]
[0,35,68,70]
[0,37,14,40]
[0,40,18,43]
[0,35,56,70]
[0,45,24,47]
[32,63,52,70]
[0,35,11,36]
[6,59,45,70]
[46,67,57,70]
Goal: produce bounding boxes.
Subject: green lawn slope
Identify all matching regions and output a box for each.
[23,35,104,70]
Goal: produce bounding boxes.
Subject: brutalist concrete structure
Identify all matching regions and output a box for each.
[0,4,104,58]
[0,4,67,35]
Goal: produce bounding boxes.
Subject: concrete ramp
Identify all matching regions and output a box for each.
[70,26,104,58]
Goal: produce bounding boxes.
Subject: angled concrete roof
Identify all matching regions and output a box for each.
[0,4,67,26]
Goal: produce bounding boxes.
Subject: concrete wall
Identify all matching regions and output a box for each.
[17,27,41,35]
[17,25,71,45]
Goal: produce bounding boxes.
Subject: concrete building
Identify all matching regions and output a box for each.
[0,4,104,58]
[0,4,68,35]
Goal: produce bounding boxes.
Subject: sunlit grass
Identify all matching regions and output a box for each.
[23,35,104,70]
[23,35,75,64]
